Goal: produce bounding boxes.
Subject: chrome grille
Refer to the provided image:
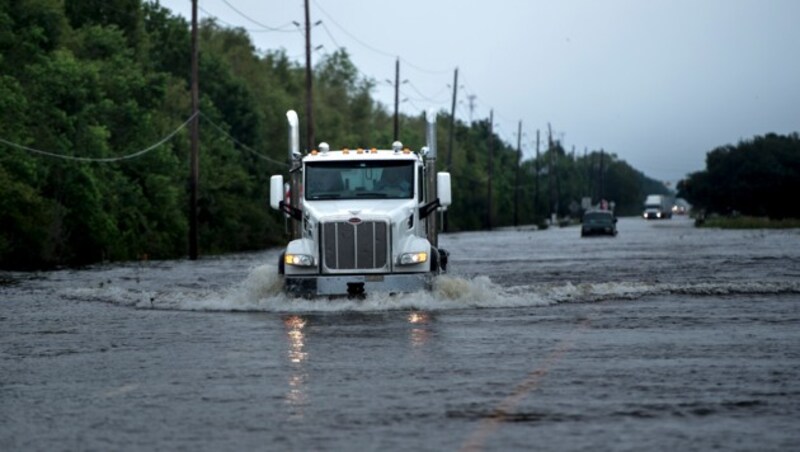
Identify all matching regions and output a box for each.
[321,220,389,272]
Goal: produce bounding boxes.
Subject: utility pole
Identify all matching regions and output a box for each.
[585,147,592,202]
[304,0,314,150]
[444,67,458,233]
[446,67,458,170]
[535,129,540,222]
[599,148,605,201]
[555,133,561,219]
[514,120,522,227]
[189,0,199,260]
[393,58,400,140]
[467,94,476,124]
[547,123,554,220]
[487,110,494,230]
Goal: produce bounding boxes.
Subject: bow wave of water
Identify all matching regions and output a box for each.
[60,263,800,313]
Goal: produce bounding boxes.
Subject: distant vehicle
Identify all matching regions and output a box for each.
[581,210,618,237]
[672,198,691,215]
[643,194,674,219]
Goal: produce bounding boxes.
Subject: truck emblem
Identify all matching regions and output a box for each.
[348,217,362,224]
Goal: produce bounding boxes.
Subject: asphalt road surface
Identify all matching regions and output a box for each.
[2,217,799,451]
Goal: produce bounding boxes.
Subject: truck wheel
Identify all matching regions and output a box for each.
[430,248,440,274]
[278,252,285,275]
[430,248,449,274]
[439,248,449,273]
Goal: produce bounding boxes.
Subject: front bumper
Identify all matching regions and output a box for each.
[582,227,616,236]
[285,273,432,297]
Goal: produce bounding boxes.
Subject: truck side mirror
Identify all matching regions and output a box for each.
[270,175,284,210]
[437,172,451,208]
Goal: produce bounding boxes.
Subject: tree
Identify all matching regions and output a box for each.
[679,133,800,218]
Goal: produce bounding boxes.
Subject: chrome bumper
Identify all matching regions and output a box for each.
[285,273,431,297]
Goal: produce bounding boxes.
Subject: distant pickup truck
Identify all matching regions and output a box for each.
[642,194,674,219]
[581,209,618,237]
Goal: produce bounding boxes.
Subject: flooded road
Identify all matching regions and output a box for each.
[2,217,800,451]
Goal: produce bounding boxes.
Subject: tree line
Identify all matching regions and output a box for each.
[0,0,667,269]
[678,133,800,219]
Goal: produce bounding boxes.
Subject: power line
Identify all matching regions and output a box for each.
[199,113,288,168]
[310,0,450,75]
[217,0,296,31]
[311,0,395,58]
[0,113,197,163]
[319,22,343,51]
[406,81,450,103]
[399,57,451,75]
[197,5,296,33]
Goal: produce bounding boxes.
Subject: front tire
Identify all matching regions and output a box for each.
[430,247,440,274]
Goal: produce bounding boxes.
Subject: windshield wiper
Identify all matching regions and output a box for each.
[355,193,388,198]
[310,193,341,200]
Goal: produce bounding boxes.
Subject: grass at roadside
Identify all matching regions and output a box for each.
[697,216,800,229]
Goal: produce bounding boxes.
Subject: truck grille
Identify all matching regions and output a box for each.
[321,220,389,272]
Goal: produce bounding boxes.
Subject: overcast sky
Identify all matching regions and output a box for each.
[158,0,800,185]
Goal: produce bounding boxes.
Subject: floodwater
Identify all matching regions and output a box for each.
[2,217,799,451]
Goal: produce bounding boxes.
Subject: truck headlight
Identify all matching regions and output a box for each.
[398,252,427,265]
[285,253,315,267]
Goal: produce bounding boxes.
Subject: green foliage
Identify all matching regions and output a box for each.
[0,0,674,269]
[678,133,800,219]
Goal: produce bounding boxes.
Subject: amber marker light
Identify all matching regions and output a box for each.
[285,253,314,267]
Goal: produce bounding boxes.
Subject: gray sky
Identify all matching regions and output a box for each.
[159,0,800,185]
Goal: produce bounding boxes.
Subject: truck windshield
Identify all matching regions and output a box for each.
[305,161,414,200]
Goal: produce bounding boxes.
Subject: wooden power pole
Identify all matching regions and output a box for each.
[446,67,458,169]
[547,123,554,219]
[189,0,199,260]
[514,120,521,227]
[393,58,400,141]
[535,129,540,222]
[304,0,314,150]
[487,110,494,230]
[443,67,458,232]
[599,148,605,201]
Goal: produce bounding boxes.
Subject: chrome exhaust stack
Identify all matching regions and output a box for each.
[286,110,301,238]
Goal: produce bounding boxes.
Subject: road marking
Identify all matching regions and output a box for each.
[461,317,591,452]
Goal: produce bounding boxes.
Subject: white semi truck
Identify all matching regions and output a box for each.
[269,110,451,297]
[642,194,674,219]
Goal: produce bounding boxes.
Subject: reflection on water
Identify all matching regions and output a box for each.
[283,315,309,419]
[408,311,429,324]
[408,310,431,349]
[284,315,308,363]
